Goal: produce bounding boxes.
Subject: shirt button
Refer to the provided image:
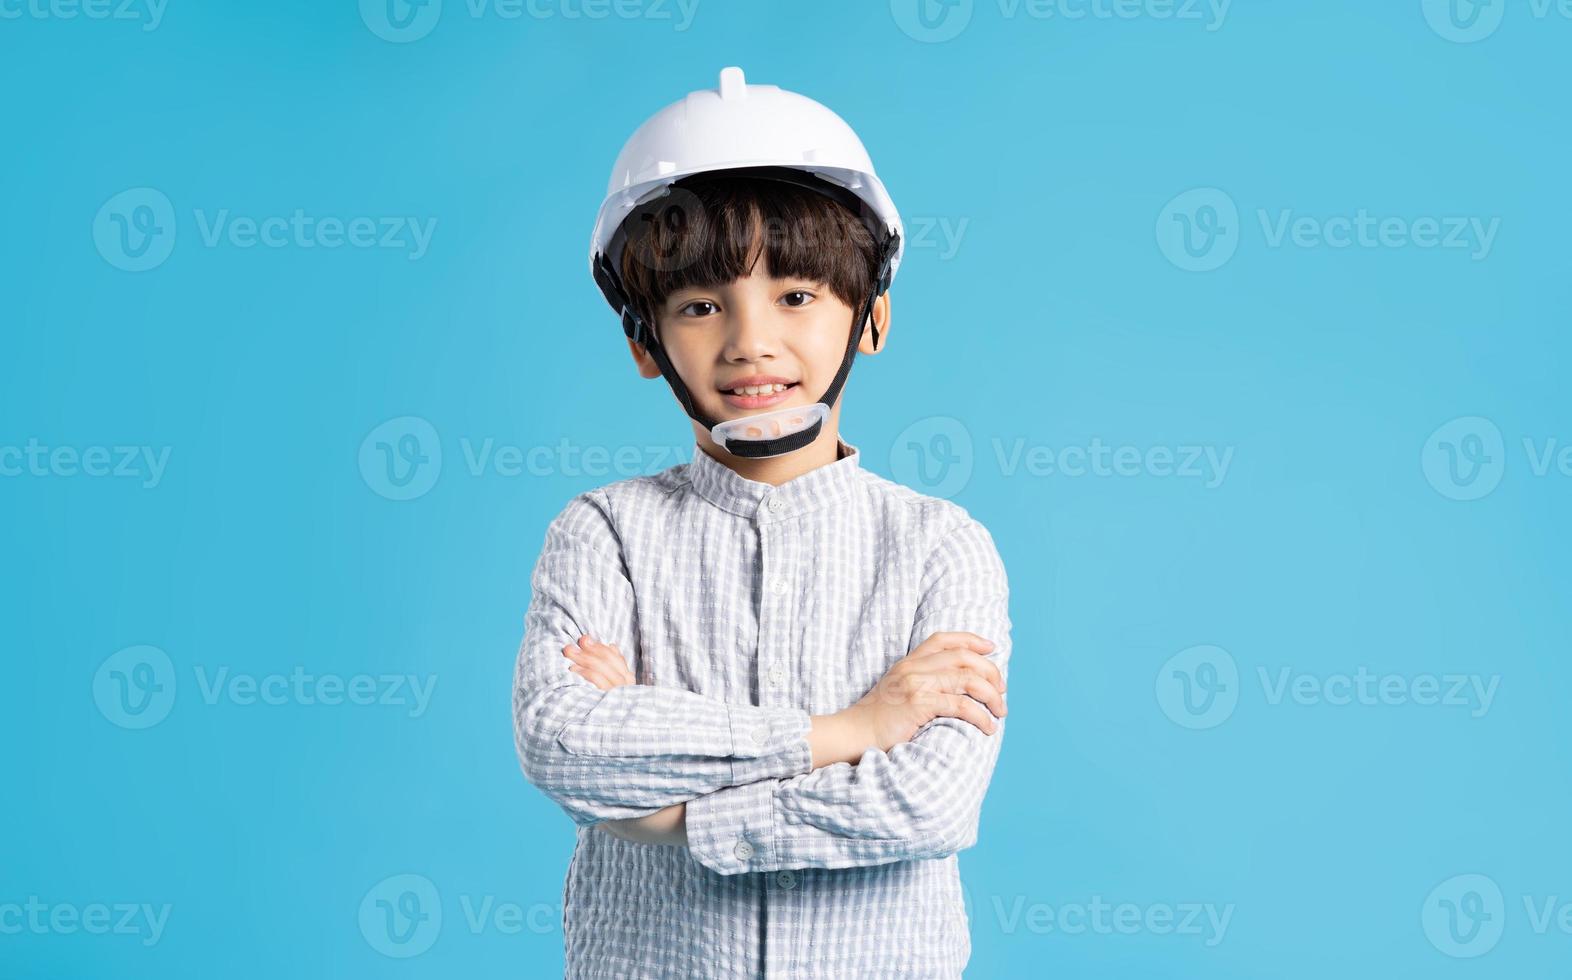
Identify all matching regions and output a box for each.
[767,667,785,687]
[770,578,789,596]
[765,497,783,514]
[734,839,755,861]
[776,870,796,889]
[751,724,769,744]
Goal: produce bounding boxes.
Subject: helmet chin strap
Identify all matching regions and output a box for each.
[598,230,900,461]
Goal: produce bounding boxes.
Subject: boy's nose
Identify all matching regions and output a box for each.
[722,307,780,361]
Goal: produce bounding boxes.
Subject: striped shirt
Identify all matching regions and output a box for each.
[513,437,1012,979]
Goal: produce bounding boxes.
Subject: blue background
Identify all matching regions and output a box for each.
[4,0,1569,976]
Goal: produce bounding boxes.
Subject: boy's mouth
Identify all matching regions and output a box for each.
[719,377,799,409]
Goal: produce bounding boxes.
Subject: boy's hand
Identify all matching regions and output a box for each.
[843,631,1005,753]
[563,636,636,690]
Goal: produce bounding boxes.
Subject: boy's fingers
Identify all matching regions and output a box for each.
[919,649,1005,695]
[911,631,996,659]
[951,671,1006,718]
[939,693,999,736]
[567,663,616,691]
[566,641,618,669]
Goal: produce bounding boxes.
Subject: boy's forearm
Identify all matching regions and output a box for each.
[807,706,876,769]
[595,710,875,847]
[597,802,688,846]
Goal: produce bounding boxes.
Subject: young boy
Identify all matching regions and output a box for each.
[513,67,1012,979]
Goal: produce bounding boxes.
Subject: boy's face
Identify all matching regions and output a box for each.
[626,261,891,451]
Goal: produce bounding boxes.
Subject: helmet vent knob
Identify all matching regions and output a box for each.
[718,66,747,101]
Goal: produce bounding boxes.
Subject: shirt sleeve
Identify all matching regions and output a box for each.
[685,516,1012,874]
[513,492,813,828]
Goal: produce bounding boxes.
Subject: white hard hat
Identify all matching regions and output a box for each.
[588,65,904,286]
[588,66,904,461]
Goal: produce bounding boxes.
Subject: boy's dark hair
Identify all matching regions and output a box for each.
[616,173,879,341]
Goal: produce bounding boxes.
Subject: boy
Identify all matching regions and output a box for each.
[513,67,1012,979]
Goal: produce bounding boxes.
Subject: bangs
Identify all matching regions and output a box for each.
[616,173,878,334]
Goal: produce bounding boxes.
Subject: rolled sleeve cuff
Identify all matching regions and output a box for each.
[686,777,779,875]
[725,704,812,785]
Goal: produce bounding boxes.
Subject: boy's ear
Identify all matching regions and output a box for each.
[858,291,892,355]
[627,335,663,379]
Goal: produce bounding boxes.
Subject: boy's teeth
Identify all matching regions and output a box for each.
[732,383,788,395]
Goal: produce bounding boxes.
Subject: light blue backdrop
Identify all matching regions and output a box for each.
[4,1,1568,977]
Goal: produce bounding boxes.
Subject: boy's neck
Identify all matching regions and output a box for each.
[696,430,847,487]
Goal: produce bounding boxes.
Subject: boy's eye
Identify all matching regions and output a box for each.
[780,291,814,308]
[677,300,719,317]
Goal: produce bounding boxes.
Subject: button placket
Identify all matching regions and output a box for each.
[756,513,792,708]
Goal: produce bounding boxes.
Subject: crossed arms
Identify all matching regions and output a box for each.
[512,492,1013,875]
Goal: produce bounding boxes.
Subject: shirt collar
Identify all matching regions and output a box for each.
[686,437,863,520]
